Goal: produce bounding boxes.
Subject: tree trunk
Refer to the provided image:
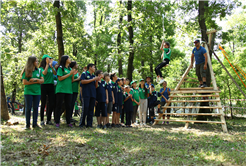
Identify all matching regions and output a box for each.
[12,26,23,115]
[149,35,153,79]
[117,0,123,77]
[54,0,64,60]
[197,1,212,121]
[73,44,77,57]
[126,0,134,82]
[198,1,208,43]
[1,64,10,120]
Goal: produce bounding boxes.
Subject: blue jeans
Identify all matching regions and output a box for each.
[79,97,95,127]
[24,95,41,127]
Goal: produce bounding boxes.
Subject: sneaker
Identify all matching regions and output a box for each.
[140,123,143,127]
[68,124,73,128]
[55,123,60,128]
[166,121,169,124]
[199,84,203,88]
[33,125,42,129]
[102,125,107,129]
[143,123,146,126]
[156,77,160,82]
[97,125,101,128]
[162,121,165,124]
[149,121,153,125]
[40,121,45,126]
[159,79,165,84]
[46,121,54,125]
[106,123,110,127]
[25,126,31,130]
[111,123,115,127]
[201,83,207,88]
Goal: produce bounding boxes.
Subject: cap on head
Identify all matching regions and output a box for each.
[151,84,155,88]
[139,78,144,82]
[130,80,137,86]
[52,61,58,67]
[42,54,53,60]
[124,85,130,88]
[116,78,121,83]
[194,40,200,44]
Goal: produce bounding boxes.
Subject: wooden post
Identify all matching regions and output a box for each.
[204,39,228,133]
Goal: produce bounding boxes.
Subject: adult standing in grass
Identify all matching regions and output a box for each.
[70,61,80,122]
[138,79,149,126]
[159,81,171,124]
[131,81,140,125]
[55,55,77,128]
[39,54,57,126]
[79,64,100,128]
[21,56,44,129]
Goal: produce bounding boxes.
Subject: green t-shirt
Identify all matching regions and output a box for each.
[132,88,140,106]
[56,67,73,94]
[163,48,171,61]
[72,73,79,93]
[22,68,43,95]
[40,66,55,84]
[75,102,78,110]
[139,87,148,99]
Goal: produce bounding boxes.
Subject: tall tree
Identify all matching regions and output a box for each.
[1,64,10,120]
[117,0,123,77]
[126,0,134,81]
[54,0,64,60]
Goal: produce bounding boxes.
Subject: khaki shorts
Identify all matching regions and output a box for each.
[196,62,207,81]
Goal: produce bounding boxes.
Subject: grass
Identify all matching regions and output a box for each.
[1,112,246,166]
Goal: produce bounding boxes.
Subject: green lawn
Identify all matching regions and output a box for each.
[1,113,246,166]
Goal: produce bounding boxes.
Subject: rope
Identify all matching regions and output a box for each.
[235,64,246,78]
[218,45,246,88]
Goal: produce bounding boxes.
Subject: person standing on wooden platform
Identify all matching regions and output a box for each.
[191,39,208,88]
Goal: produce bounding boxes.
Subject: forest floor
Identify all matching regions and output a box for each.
[1,111,246,166]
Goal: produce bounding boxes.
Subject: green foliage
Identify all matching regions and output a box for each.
[1,0,245,111]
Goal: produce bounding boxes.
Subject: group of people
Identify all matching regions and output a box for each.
[21,39,208,129]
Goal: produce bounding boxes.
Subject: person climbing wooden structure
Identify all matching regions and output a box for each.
[153,30,228,133]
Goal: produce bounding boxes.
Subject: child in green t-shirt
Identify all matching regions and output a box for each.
[130,81,140,125]
[155,40,171,84]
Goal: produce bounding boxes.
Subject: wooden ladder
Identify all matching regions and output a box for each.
[153,33,228,133]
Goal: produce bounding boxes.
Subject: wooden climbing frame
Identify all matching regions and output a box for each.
[153,30,228,133]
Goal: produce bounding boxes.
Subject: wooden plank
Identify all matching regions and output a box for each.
[205,43,228,133]
[206,30,217,35]
[179,87,214,90]
[169,94,220,98]
[154,119,224,124]
[162,106,222,109]
[170,99,220,103]
[170,90,221,94]
[158,113,222,116]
